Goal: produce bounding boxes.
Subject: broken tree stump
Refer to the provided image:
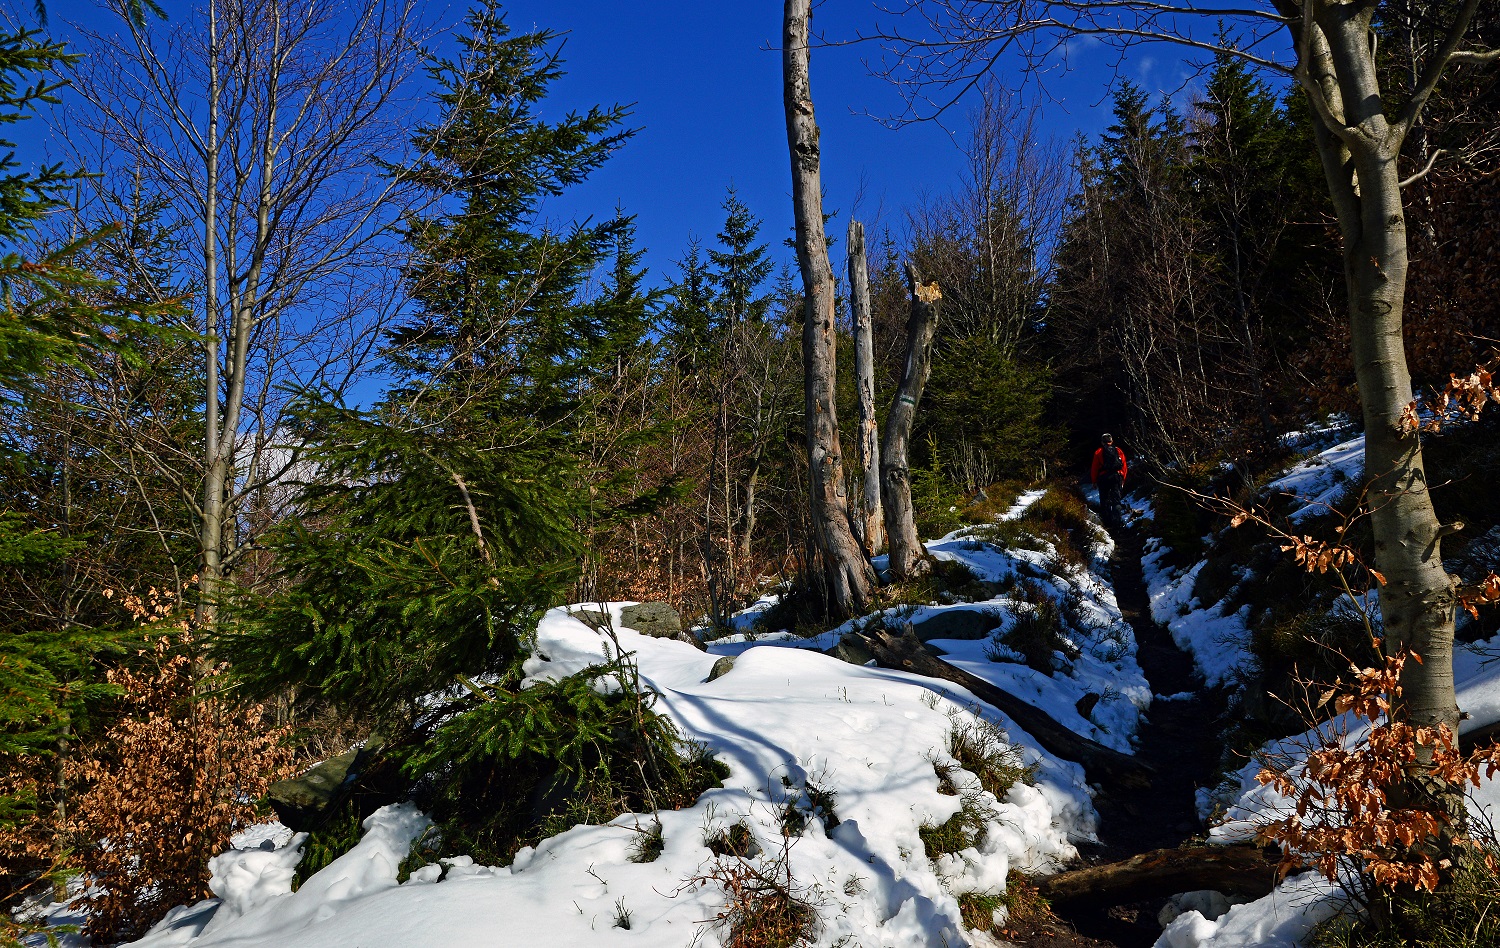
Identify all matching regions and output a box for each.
[858,626,1155,790]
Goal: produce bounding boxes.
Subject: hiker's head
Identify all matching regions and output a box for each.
[1101,433,1114,447]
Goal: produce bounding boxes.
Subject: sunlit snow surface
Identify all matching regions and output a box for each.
[103,465,1500,948]
[112,491,1157,948]
[1265,435,1364,524]
[125,612,1091,948]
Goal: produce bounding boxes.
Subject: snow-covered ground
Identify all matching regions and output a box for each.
[47,460,1498,948]
[101,492,1151,948]
[1154,630,1500,948]
[1132,428,1367,690]
[1140,539,1254,689]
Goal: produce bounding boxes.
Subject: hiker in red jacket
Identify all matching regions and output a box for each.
[1091,433,1128,529]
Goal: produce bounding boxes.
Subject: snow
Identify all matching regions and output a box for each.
[1140,539,1253,688]
[132,804,430,947]
[1157,630,1500,948]
[97,471,1500,948]
[104,491,1160,948]
[1265,434,1364,524]
[122,609,1099,948]
[1153,872,1343,948]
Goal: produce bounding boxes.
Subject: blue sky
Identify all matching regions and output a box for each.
[28,0,1217,285]
[465,1,1208,283]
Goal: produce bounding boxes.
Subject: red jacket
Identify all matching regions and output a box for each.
[1091,447,1127,484]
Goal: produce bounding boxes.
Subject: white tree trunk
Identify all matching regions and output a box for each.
[882,264,941,580]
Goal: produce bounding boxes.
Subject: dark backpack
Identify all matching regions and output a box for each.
[1098,447,1123,484]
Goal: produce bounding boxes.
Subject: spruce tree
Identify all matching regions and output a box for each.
[707,187,774,330]
[220,0,709,863]
[662,240,713,367]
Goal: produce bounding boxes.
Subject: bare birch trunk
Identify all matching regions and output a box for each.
[75,0,421,625]
[196,1,224,626]
[848,220,885,557]
[783,0,874,618]
[881,263,941,580]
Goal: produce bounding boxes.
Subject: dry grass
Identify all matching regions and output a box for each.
[956,480,1030,525]
[922,708,1034,860]
[1017,487,1097,568]
[690,838,818,948]
[995,870,1053,935]
[706,821,761,859]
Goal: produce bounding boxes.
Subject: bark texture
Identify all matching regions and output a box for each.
[783,0,875,618]
[848,220,884,557]
[880,263,941,580]
[1284,0,1477,743]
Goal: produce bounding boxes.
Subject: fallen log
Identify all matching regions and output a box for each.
[1037,845,1283,907]
[858,626,1155,790]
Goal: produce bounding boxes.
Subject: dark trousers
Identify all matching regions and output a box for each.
[1098,477,1124,528]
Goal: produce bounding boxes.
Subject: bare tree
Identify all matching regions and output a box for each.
[67,0,425,622]
[881,263,941,580]
[848,219,885,557]
[869,0,1497,838]
[784,0,875,618]
[906,85,1068,358]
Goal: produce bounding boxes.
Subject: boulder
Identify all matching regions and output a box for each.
[706,656,736,681]
[571,609,611,631]
[620,602,683,638]
[910,608,1002,642]
[267,736,384,831]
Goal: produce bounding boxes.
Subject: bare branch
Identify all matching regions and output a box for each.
[1448,48,1500,66]
[1392,0,1489,142]
[1398,147,1447,189]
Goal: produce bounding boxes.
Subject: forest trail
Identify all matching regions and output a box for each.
[1019,522,1228,948]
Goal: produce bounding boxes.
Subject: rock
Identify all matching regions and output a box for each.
[571,609,611,631]
[910,608,1002,642]
[706,656,736,681]
[620,602,682,638]
[267,736,384,831]
[1076,692,1101,720]
[826,633,875,666]
[676,631,708,652]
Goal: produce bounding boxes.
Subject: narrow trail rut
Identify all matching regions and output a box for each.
[1023,526,1228,948]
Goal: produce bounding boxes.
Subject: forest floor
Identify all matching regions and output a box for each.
[89,475,1500,948]
[1013,523,1227,948]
